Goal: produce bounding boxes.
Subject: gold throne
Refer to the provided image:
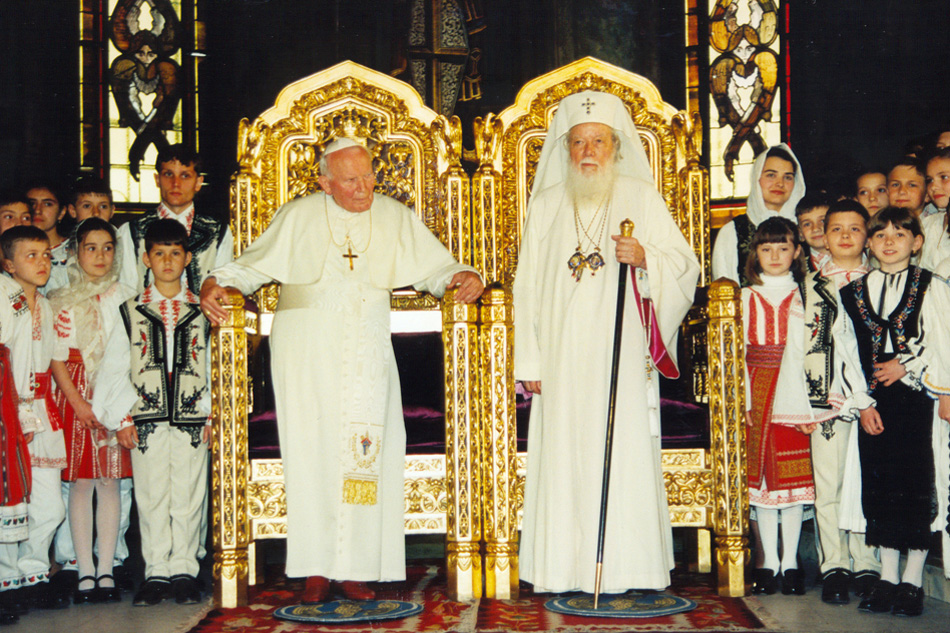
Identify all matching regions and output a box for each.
[211,57,749,609]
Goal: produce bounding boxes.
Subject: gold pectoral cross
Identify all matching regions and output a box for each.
[343,244,358,270]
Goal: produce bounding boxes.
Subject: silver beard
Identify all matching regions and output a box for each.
[566,160,618,204]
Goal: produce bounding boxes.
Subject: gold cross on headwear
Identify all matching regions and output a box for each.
[582,97,595,114]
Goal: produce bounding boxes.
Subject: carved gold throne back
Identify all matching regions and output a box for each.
[212,61,476,607]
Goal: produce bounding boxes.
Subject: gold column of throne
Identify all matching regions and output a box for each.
[211,60,481,607]
[470,57,747,597]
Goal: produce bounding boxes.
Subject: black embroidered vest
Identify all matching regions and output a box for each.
[129,212,229,295]
[839,266,931,393]
[733,214,755,287]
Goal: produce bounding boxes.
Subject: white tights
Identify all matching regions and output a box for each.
[755,505,804,573]
[69,479,120,590]
[880,546,929,587]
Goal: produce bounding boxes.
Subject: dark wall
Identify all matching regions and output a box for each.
[788,1,950,193]
[1,1,947,204]
[200,0,684,212]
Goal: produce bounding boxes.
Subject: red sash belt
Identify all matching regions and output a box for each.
[33,371,62,432]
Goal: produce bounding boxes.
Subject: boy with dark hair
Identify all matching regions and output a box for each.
[0,226,69,613]
[795,192,836,272]
[25,183,70,295]
[0,192,33,236]
[117,144,231,295]
[68,177,115,223]
[111,219,211,606]
[887,157,929,219]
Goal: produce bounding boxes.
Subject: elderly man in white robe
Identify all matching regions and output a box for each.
[514,91,699,594]
[200,139,483,603]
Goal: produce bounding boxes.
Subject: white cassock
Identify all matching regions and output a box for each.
[514,175,699,592]
[211,192,477,581]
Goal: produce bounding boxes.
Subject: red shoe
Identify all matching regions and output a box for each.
[301,576,330,604]
[339,581,375,601]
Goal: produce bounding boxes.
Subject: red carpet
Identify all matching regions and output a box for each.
[187,563,763,633]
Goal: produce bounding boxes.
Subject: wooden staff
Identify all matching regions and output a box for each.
[593,218,635,609]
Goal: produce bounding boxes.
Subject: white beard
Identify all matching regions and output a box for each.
[566,161,618,203]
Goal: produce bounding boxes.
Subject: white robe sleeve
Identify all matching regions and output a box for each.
[712,220,739,283]
[208,262,274,297]
[512,194,545,382]
[90,309,137,431]
[117,222,138,292]
[919,275,950,396]
[831,297,874,417]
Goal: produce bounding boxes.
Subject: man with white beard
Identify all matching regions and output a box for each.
[513,91,699,593]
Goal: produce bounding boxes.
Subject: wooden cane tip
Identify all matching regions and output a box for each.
[620,219,634,237]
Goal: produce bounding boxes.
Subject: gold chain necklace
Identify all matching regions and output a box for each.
[325,196,372,270]
[568,193,611,282]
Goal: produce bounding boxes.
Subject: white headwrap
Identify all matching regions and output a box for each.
[745,142,806,226]
[530,90,655,199]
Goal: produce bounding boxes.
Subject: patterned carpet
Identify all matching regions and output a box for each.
[186,563,763,633]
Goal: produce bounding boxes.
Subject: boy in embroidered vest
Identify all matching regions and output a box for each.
[0,226,69,614]
[117,144,232,295]
[808,200,880,604]
[795,192,834,273]
[115,220,211,607]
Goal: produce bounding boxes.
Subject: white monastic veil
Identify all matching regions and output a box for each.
[529,90,655,201]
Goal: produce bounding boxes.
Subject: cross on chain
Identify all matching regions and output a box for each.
[582,97,596,114]
[343,244,358,270]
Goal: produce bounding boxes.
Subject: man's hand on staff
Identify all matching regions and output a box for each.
[612,234,647,268]
[448,271,484,304]
[523,380,542,394]
[200,277,231,325]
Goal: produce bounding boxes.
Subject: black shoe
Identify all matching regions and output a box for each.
[73,575,97,605]
[852,570,880,598]
[50,569,78,594]
[858,579,896,613]
[132,579,170,606]
[891,582,925,617]
[92,575,122,604]
[0,605,16,626]
[781,568,806,596]
[171,575,201,605]
[752,568,778,595]
[113,564,136,592]
[31,581,71,610]
[820,568,851,605]
[0,589,26,617]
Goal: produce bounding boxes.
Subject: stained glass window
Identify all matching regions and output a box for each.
[80,0,200,205]
[707,0,784,201]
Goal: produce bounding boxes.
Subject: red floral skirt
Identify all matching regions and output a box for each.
[56,349,132,481]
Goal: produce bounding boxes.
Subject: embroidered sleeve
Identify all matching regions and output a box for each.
[52,308,74,361]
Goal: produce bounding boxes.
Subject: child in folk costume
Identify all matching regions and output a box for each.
[743,217,869,597]
[811,201,881,604]
[839,207,950,617]
[0,274,33,625]
[49,218,136,604]
[0,226,68,614]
